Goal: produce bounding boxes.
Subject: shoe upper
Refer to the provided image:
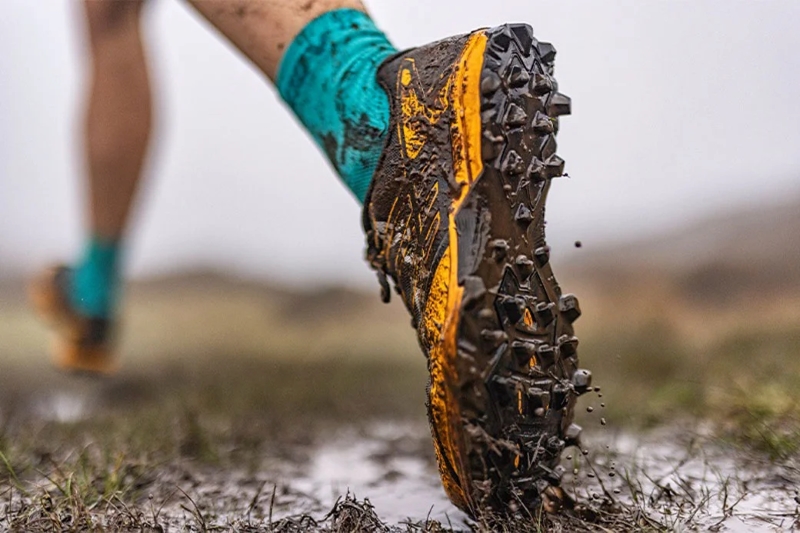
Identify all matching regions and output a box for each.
[362,29,493,512]
[363,30,480,325]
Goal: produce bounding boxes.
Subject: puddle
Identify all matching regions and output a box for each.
[35,391,91,423]
[256,422,798,530]
[293,422,470,527]
[280,423,799,530]
[566,426,800,532]
[12,390,800,531]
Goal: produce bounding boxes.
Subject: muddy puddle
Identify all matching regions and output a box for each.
[280,424,800,531]
[16,390,800,531]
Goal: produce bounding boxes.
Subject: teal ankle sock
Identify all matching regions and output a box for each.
[276,9,397,204]
[70,237,121,319]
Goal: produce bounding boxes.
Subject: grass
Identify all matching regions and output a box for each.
[577,320,800,458]
[0,352,797,531]
[1,273,800,530]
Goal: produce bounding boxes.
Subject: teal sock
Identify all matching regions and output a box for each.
[70,237,121,319]
[276,9,397,204]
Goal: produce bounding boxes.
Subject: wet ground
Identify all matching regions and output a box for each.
[2,274,800,531]
[4,384,799,532]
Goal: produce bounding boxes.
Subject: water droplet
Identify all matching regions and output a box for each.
[587,472,595,478]
[608,471,616,477]
[613,488,621,495]
[573,468,579,475]
[600,418,607,426]
[565,454,573,460]
[581,449,589,456]
[586,406,594,413]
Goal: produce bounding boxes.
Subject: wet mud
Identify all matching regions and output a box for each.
[3,386,798,531]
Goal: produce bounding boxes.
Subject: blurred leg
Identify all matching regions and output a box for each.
[186,0,396,202]
[29,0,152,374]
[186,0,367,81]
[72,0,151,319]
[84,0,151,241]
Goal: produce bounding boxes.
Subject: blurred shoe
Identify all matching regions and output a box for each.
[364,23,588,515]
[28,266,117,375]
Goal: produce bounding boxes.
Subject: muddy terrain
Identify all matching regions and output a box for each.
[1,196,799,531]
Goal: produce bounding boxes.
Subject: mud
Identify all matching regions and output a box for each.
[9,389,799,531]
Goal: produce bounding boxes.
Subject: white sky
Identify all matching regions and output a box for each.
[1,0,799,287]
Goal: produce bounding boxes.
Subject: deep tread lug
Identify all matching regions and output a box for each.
[544,154,566,177]
[494,26,514,52]
[534,302,555,327]
[501,149,525,176]
[557,334,579,359]
[509,23,534,55]
[532,73,553,95]
[572,369,592,394]
[511,340,536,366]
[559,294,581,323]
[514,204,533,224]
[526,158,546,183]
[481,72,502,95]
[536,41,557,64]
[533,246,550,266]
[532,111,555,134]
[490,239,509,261]
[548,92,572,117]
[505,103,528,127]
[515,255,534,278]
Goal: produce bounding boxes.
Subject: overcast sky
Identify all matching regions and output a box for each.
[2,1,799,287]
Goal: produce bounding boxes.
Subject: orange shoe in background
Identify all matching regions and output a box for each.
[29,266,117,375]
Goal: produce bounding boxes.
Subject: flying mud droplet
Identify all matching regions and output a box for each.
[574,240,582,248]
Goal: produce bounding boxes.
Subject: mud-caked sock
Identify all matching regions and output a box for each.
[70,236,121,319]
[276,9,397,204]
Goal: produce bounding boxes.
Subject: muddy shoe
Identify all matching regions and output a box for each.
[363,24,588,516]
[29,266,117,375]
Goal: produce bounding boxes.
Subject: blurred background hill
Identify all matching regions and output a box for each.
[2,0,800,286]
[2,192,798,440]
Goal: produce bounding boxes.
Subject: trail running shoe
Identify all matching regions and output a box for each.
[363,23,589,516]
[28,266,116,375]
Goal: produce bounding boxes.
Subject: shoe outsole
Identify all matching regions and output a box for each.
[451,23,589,513]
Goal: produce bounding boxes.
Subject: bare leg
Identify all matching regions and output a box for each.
[83,0,151,240]
[186,0,366,81]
